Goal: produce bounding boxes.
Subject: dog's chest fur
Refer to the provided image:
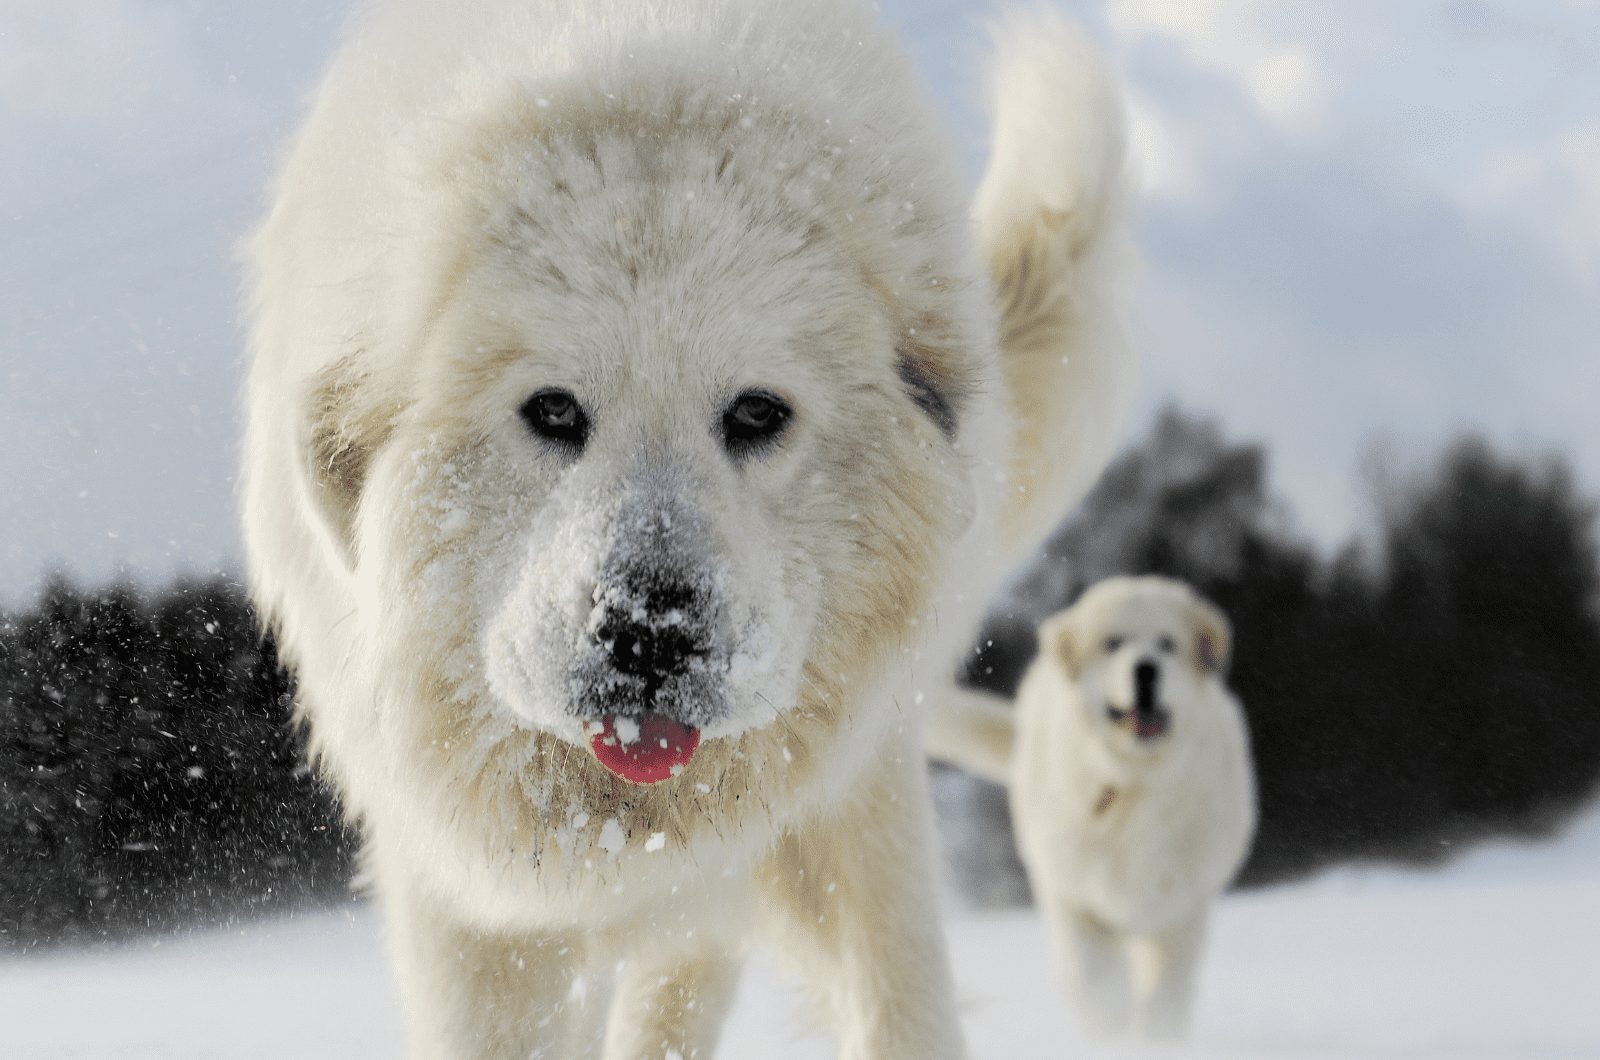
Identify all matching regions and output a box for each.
[1010,671,1255,935]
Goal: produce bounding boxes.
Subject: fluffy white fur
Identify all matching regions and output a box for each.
[930,577,1255,1040]
[241,1,1133,1056]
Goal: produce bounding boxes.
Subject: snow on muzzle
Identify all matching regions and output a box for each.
[570,488,730,784]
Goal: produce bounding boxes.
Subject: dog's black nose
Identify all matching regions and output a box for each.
[1134,658,1160,711]
[591,581,707,678]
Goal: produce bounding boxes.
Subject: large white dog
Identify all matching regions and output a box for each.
[242,1,1133,1056]
[929,577,1256,1040]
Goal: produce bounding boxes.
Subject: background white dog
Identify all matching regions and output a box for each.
[928,576,1256,1040]
[242,0,1133,1056]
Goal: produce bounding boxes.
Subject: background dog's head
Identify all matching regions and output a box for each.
[1038,576,1231,757]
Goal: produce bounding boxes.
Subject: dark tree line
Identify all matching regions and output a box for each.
[961,410,1600,887]
[4,408,1599,941]
[0,578,355,948]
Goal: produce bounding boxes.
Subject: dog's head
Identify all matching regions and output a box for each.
[1037,576,1231,757]
[290,80,993,795]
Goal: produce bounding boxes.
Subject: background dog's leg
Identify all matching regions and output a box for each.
[601,943,743,1060]
[383,883,602,1060]
[922,685,1016,786]
[1129,911,1208,1041]
[1048,904,1134,1038]
[756,744,966,1059]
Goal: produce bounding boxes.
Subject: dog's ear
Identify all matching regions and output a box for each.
[1037,608,1083,677]
[1188,594,1232,676]
[300,358,396,573]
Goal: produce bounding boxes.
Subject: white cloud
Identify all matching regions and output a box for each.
[1104,0,1327,133]
[1104,0,1267,50]
[1121,87,1209,205]
[1244,45,1324,125]
[1457,126,1600,280]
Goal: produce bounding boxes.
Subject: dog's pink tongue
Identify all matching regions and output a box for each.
[590,715,699,785]
[1135,715,1168,740]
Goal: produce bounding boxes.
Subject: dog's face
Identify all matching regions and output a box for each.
[1039,577,1231,758]
[311,106,983,791]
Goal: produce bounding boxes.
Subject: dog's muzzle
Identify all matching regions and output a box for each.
[1107,658,1171,741]
[568,485,732,784]
[572,562,728,784]
[589,574,712,690]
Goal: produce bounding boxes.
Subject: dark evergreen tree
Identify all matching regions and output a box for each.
[1374,440,1600,831]
[0,577,356,948]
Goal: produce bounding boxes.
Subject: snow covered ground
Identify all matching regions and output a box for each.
[4,807,1598,1059]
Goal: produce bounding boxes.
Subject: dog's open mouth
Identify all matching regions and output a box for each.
[589,713,700,784]
[1106,704,1170,741]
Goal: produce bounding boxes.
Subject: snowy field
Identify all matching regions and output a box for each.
[4,808,1598,1060]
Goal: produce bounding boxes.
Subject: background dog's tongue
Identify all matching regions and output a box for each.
[591,714,699,785]
[1135,715,1168,739]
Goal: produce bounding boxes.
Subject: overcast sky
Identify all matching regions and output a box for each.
[3,0,1598,603]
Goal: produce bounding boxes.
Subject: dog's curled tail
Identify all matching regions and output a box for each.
[976,11,1137,560]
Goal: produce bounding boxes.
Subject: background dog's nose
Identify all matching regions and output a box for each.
[1135,658,1160,687]
[1134,658,1160,711]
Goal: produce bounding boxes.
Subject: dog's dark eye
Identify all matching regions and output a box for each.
[1157,635,1177,654]
[520,388,590,451]
[1104,637,1124,653]
[722,390,791,456]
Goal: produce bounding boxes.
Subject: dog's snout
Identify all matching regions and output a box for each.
[590,577,710,678]
[594,608,700,677]
[1134,658,1160,711]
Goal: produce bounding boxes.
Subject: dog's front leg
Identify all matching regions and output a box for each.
[601,941,744,1060]
[1129,910,1208,1041]
[382,881,603,1060]
[1046,903,1134,1037]
[756,740,966,1059]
